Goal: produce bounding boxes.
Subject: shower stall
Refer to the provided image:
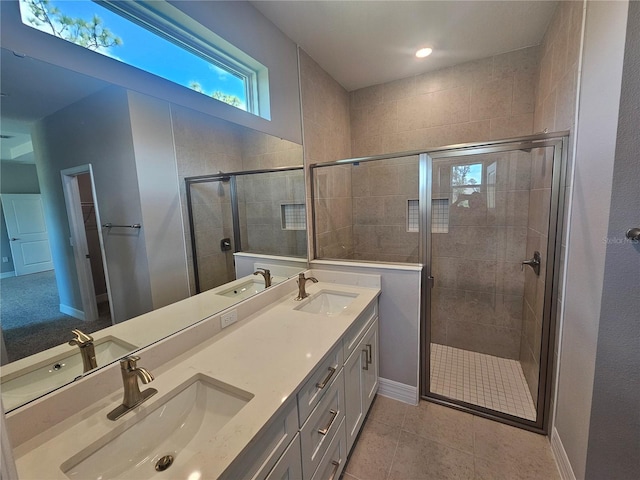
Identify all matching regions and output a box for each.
[185,167,307,293]
[310,133,567,432]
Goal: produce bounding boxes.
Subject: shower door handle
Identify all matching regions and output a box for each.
[521,251,541,276]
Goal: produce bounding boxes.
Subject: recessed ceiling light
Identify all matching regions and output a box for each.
[415,47,433,58]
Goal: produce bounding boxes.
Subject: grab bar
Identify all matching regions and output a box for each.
[102,223,141,229]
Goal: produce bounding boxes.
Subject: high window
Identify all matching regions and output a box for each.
[19,0,270,118]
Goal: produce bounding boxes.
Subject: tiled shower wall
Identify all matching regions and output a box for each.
[237,170,307,257]
[520,147,554,407]
[526,0,583,411]
[431,152,532,359]
[346,46,540,262]
[171,104,303,292]
[351,157,420,263]
[299,49,354,259]
[349,46,540,158]
[172,105,243,292]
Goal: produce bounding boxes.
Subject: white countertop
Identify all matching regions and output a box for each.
[0,272,288,411]
[13,279,380,479]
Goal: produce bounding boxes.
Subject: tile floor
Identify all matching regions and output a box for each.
[342,395,560,480]
[430,343,537,420]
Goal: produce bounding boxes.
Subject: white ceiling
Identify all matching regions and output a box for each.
[252,0,558,91]
[0,1,558,161]
[0,49,109,163]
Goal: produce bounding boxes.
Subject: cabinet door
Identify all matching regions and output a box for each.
[362,319,379,413]
[344,333,368,453]
[265,434,303,480]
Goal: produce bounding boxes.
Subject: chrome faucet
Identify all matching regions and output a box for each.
[107,355,157,421]
[68,329,97,373]
[253,268,272,288]
[295,272,318,301]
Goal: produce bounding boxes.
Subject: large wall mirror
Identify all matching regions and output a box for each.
[0,48,306,412]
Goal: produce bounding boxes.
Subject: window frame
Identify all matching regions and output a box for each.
[97,0,263,116]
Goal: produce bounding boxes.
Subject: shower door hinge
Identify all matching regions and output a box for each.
[427,276,435,288]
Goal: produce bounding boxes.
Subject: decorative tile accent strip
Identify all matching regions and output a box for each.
[431,198,449,233]
[407,199,419,232]
[281,203,306,230]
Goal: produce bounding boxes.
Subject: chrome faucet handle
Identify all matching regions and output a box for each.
[69,329,93,346]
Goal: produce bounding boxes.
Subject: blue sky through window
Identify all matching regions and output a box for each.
[19,0,248,109]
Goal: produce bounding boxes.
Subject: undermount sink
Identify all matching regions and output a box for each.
[61,375,253,480]
[217,278,266,300]
[1,336,137,411]
[217,275,285,300]
[294,290,359,316]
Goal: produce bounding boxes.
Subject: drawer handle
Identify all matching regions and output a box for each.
[362,349,369,370]
[318,409,338,435]
[366,343,372,364]
[328,459,341,480]
[316,366,337,389]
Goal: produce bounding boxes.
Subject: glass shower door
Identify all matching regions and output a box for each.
[423,138,564,430]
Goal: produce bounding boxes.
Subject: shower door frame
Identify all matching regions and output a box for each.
[185,165,304,293]
[419,133,569,434]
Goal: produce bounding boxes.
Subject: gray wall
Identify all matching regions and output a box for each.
[128,91,190,309]
[0,163,40,193]
[0,163,41,274]
[32,86,153,322]
[554,2,629,478]
[584,2,640,478]
[0,0,302,144]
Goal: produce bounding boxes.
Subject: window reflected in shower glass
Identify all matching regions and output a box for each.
[451,163,483,206]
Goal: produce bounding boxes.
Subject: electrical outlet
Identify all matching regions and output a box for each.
[220,309,238,329]
[2,257,8,263]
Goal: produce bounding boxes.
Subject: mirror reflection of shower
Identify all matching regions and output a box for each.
[186,167,306,293]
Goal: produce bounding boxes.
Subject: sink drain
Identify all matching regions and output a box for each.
[155,455,174,472]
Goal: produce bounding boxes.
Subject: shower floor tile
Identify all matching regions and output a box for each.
[430,343,536,421]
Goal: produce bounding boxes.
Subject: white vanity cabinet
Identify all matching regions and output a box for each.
[222,297,379,480]
[219,400,301,480]
[344,317,379,452]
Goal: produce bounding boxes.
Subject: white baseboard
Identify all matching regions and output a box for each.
[60,304,85,321]
[96,293,108,303]
[377,378,419,406]
[551,427,576,480]
[0,271,15,279]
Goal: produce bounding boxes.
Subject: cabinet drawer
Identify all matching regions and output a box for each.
[342,301,377,361]
[264,434,302,480]
[221,399,299,480]
[300,369,345,479]
[297,343,343,425]
[311,418,346,480]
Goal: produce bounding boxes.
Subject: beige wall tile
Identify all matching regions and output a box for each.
[470,78,514,121]
[368,101,398,137]
[490,114,534,140]
[493,46,540,80]
[383,76,417,102]
[415,66,456,94]
[453,57,494,85]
